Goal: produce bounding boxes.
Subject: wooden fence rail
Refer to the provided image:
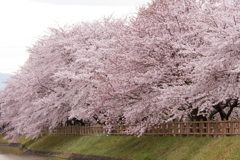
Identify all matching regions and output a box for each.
[42,119,240,137]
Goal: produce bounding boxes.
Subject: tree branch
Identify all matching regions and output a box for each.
[226,98,238,118]
[37,77,56,93]
[209,109,219,120]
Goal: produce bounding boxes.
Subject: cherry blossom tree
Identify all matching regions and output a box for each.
[184,0,240,120]
[98,0,208,134]
[0,16,126,141]
[2,0,240,140]
[97,0,240,135]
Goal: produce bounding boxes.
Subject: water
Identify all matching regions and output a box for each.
[0,146,64,160]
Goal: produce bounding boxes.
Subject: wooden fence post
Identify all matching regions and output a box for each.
[117,125,119,136]
[174,120,178,137]
[207,119,210,137]
[180,120,184,137]
[152,125,155,138]
[193,120,196,137]
[200,119,203,137]
[157,124,160,137]
[214,119,218,138]
[88,125,90,135]
[230,118,234,136]
[168,123,171,137]
[238,118,240,136]
[223,118,226,137]
[162,122,166,136]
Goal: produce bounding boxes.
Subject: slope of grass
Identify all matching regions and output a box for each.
[1,134,240,160]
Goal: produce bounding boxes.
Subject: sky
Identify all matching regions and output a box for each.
[0,0,152,74]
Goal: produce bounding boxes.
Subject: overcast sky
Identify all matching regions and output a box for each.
[0,0,152,74]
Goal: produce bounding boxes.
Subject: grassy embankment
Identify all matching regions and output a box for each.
[1,134,240,160]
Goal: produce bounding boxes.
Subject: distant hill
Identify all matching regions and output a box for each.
[0,73,13,91]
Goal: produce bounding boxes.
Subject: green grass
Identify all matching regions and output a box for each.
[1,134,240,160]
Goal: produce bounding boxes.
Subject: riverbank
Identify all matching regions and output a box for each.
[0,134,132,160]
[1,134,240,159]
[0,141,130,160]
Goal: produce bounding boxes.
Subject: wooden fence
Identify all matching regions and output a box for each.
[43,125,104,136]
[110,119,240,137]
[43,119,240,137]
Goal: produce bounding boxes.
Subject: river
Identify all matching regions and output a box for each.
[0,146,64,160]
